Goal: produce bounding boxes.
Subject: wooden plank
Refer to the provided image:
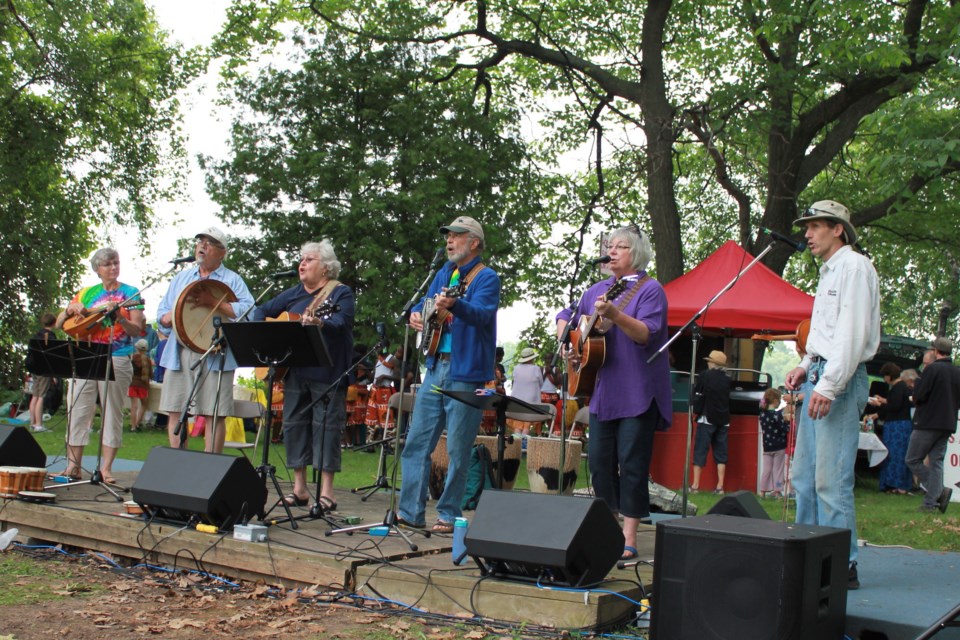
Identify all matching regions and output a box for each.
[355,556,641,629]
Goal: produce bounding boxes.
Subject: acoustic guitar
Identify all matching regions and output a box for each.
[417,283,466,357]
[253,300,340,382]
[750,318,811,355]
[566,278,630,397]
[63,297,145,339]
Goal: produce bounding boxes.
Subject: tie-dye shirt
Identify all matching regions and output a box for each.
[70,282,143,356]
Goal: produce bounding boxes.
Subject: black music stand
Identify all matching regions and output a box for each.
[28,339,125,499]
[220,321,330,529]
[437,390,550,489]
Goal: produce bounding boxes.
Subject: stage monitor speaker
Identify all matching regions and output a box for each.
[651,514,849,640]
[465,489,624,587]
[131,447,266,530]
[707,490,770,519]
[0,425,46,467]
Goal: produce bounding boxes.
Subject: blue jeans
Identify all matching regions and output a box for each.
[398,360,483,526]
[792,362,867,563]
[588,407,659,519]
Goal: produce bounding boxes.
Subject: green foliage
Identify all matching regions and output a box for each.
[0,0,202,386]
[204,27,547,345]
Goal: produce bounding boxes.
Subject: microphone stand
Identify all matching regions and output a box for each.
[648,241,777,517]
[328,254,443,550]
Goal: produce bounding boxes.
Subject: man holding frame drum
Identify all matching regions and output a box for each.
[156,226,254,453]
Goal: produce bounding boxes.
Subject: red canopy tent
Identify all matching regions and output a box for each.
[663,239,813,336]
[651,240,814,491]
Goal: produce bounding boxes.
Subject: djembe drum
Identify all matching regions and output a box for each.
[526,437,582,495]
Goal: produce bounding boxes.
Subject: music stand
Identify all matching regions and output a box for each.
[28,339,125,500]
[220,320,330,529]
[436,390,550,489]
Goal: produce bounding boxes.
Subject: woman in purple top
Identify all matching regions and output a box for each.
[556,226,672,560]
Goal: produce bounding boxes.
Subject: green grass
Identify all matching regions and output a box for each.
[22,407,960,553]
[0,555,103,605]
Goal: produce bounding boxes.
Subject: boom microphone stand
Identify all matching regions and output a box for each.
[649,241,778,517]
[327,253,447,549]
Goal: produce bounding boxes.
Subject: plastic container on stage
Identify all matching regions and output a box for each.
[452,517,469,565]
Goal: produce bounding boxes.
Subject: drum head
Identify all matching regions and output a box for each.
[18,491,56,503]
[172,280,238,353]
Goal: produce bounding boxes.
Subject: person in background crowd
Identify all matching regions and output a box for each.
[759,388,790,498]
[873,363,915,495]
[906,337,960,514]
[28,312,58,432]
[128,339,153,431]
[691,350,731,494]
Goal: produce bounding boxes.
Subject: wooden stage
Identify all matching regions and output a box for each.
[0,469,646,633]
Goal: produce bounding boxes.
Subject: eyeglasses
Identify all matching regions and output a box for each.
[609,244,632,251]
[445,231,467,240]
[300,256,319,264]
[197,237,224,249]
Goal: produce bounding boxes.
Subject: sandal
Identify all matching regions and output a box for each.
[278,493,309,507]
[318,495,338,512]
[63,468,82,482]
[622,545,638,560]
[432,519,454,534]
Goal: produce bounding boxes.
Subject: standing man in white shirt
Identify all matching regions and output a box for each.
[785,200,880,591]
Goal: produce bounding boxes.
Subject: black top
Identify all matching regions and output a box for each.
[913,358,960,432]
[884,380,913,422]
[693,367,731,426]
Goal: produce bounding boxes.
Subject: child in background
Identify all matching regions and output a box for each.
[759,388,790,498]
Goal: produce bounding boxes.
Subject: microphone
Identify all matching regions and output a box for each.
[431,247,446,268]
[170,255,196,265]
[270,269,299,279]
[590,255,612,266]
[375,321,388,347]
[762,227,806,252]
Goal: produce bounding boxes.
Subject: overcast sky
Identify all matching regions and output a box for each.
[86,1,536,346]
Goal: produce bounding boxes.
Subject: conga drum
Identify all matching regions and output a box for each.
[171,280,238,353]
[0,467,16,497]
[527,437,582,495]
[23,467,47,492]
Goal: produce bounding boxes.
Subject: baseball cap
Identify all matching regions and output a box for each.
[439,216,484,242]
[195,226,229,249]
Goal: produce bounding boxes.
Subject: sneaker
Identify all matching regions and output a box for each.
[848,562,860,590]
[938,487,953,514]
[30,425,50,433]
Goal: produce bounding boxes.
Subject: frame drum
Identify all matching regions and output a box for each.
[172,280,238,354]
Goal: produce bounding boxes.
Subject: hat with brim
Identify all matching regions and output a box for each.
[518,347,537,364]
[195,226,229,250]
[439,216,484,242]
[793,200,857,245]
[704,350,727,367]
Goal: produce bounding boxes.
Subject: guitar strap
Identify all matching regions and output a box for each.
[305,279,341,316]
[596,274,650,334]
[461,263,486,290]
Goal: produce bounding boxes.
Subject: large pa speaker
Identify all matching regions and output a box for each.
[131,447,266,530]
[707,490,770,519]
[0,425,46,467]
[651,514,849,640]
[465,489,624,587]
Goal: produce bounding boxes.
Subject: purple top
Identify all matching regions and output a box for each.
[557,274,672,429]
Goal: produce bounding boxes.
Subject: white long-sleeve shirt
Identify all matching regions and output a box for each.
[799,245,880,400]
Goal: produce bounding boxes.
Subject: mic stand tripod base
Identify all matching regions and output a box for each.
[45,468,127,502]
[326,509,430,551]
